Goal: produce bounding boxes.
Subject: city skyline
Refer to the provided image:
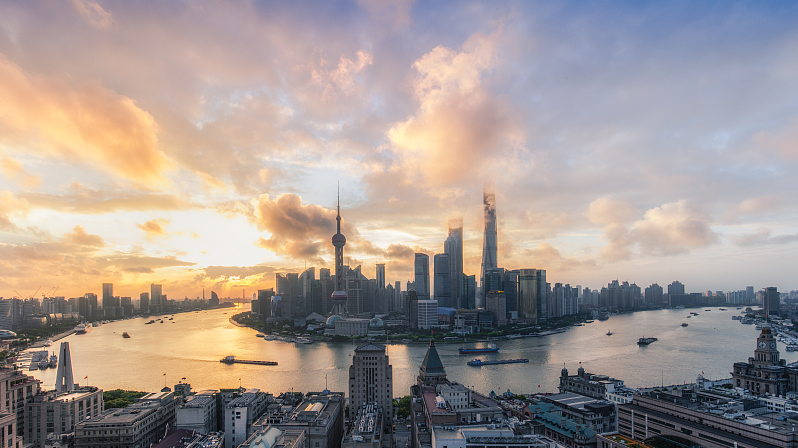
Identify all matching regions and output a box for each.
[2,2,798,299]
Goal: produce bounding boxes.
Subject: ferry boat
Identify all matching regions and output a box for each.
[75,323,92,334]
[637,337,658,345]
[459,344,499,354]
[467,358,528,366]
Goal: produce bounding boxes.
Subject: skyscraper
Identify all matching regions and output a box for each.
[433,253,451,308]
[764,286,780,317]
[444,219,464,308]
[151,284,163,313]
[414,253,430,300]
[517,269,538,323]
[480,182,497,296]
[101,283,113,309]
[139,293,149,314]
[376,264,385,290]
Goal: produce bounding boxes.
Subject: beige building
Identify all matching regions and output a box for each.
[348,343,393,425]
[26,387,104,448]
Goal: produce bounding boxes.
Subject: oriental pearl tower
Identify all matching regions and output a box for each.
[330,190,348,317]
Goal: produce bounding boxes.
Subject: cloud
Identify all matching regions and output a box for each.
[136,219,170,241]
[20,183,195,214]
[121,266,154,274]
[198,265,277,281]
[0,190,29,232]
[732,228,798,247]
[0,157,40,188]
[71,0,116,30]
[309,50,373,102]
[0,55,169,187]
[588,198,718,261]
[62,225,105,247]
[386,30,524,187]
[521,242,599,272]
[251,193,345,260]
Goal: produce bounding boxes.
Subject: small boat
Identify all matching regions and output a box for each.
[145,320,155,324]
[256,334,265,338]
[49,353,57,367]
[122,332,130,338]
[681,323,688,327]
[606,330,613,336]
[43,339,52,347]
[295,337,314,344]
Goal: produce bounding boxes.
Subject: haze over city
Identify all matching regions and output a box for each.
[1,1,798,300]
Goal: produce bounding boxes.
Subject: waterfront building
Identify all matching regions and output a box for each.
[241,426,306,448]
[26,386,104,448]
[643,284,663,306]
[517,269,545,323]
[485,291,506,327]
[764,286,780,317]
[559,364,627,401]
[732,326,788,396]
[417,300,438,330]
[480,181,498,302]
[0,367,41,445]
[617,392,798,448]
[414,254,430,300]
[263,392,344,448]
[101,283,113,309]
[333,318,369,337]
[444,219,464,309]
[74,391,177,448]
[224,389,270,448]
[433,253,452,308]
[175,390,218,434]
[533,392,616,434]
[348,343,393,424]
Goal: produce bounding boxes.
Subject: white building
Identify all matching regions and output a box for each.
[176,390,218,434]
[418,300,438,330]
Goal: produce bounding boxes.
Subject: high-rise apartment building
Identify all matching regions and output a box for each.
[417,300,438,330]
[414,253,430,300]
[644,284,663,306]
[151,284,163,313]
[139,292,149,314]
[444,219,464,308]
[480,182,497,296]
[348,343,393,425]
[667,281,685,305]
[764,286,780,317]
[433,253,451,308]
[485,291,507,326]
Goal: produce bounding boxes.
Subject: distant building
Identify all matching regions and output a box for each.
[644,284,663,306]
[480,181,498,301]
[417,300,438,330]
[433,253,452,308]
[414,254,430,300]
[444,219,464,309]
[764,286,780,317]
[485,291,506,327]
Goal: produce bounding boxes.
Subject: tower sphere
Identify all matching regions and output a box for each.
[332,289,348,304]
[332,233,346,247]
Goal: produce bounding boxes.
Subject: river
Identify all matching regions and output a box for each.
[27,307,791,397]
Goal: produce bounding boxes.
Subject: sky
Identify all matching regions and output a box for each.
[1,1,798,301]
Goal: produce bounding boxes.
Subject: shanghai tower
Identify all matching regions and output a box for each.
[480,181,497,298]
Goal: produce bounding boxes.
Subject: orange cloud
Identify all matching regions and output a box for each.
[388,31,523,187]
[0,55,170,187]
[0,190,29,232]
[62,225,106,247]
[0,157,40,188]
[136,219,170,241]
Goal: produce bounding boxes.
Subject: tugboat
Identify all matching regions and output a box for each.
[122,332,131,338]
[637,337,658,345]
[49,352,57,368]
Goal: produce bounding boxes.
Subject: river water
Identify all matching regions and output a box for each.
[27,307,791,397]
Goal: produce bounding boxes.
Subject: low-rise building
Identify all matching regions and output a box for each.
[241,426,306,448]
[559,364,626,400]
[74,391,177,448]
[253,391,344,448]
[341,403,385,448]
[535,392,616,433]
[25,387,104,448]
[176,390,218,434]
[224,389,270,448]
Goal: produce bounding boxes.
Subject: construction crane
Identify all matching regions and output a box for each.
[12,286,40,299]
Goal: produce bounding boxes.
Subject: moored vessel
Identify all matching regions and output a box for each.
[467,358,528,366]
[637,337,658,345]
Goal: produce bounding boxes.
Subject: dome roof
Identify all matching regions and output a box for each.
[326,315,343,327]
[331,290,348,303]
[332,233,346,246]
[369,317,384,329]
